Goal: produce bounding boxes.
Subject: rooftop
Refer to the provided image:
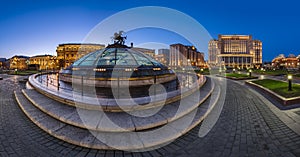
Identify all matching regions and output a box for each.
[58,43,105,47]
[31,54,54,58]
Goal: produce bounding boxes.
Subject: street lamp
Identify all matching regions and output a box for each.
[288,74,292,91]
[16,58,19,71]
[187,59,190,71]
[233,68,236,73]
[249,69,252,77]
[26,59,30,70]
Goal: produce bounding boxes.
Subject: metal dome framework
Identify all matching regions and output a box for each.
[61,45,174,79]
[59,44,177,93]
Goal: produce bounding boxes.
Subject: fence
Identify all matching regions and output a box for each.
[36,72,202,98]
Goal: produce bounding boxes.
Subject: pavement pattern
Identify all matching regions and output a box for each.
[0,74,300,157]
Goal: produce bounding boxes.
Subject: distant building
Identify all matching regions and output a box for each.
[9,55,30,70]
[158,49,170,56]
[208,40,219,66]
[155,49,170,65]
[272,54,300,70]
[262,61,272,70]
[0,58,6,69]
[169,44,205,68]
[29,55,57,70]
[154,54,167,65]
[56,43,105,68]
[131,47,155,58]
[209,35,262,69]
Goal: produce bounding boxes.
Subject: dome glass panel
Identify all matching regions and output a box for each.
[73,47,165,68]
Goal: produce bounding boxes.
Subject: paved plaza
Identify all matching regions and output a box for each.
[0,74,300,157]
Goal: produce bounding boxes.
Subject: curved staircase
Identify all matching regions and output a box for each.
[15,76,220,151]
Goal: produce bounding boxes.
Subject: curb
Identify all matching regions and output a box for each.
[245,81,300,106]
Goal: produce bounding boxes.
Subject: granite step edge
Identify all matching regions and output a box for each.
[14,91,115,150]
[29,74,207,112]
[14,80,221,151]
[21,78,214,133]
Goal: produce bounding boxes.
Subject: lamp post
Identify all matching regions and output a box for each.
[249,69,252,77]
[26,59,30,70]
[186,59,190,88]
[288,75,292,91]
[233,68,236,73]
[16,58,20,71]
[46,66,49,87]
[50,61,54,72]
[57,73,60,91]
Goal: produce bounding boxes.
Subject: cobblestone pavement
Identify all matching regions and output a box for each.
[295,110,300,116]
[0,75,300,157]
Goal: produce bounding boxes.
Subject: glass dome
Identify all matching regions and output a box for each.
[73,47,162,67]
[61,44,175,78]
[59,44,178,97]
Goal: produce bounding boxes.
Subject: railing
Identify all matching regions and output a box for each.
[37,72,74,95]
[35,72,203,98]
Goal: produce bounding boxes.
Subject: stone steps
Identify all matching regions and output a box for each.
[28,73,207,112]
[15,91,112,150]
[21,78,214,132]
[15,77,221,151]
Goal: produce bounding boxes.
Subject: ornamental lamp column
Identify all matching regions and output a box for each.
[288,74,292,91]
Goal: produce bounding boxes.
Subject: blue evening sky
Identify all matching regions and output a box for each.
[0,0,299,61]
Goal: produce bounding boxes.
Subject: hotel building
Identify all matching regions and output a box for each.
[9,55,30,70]
[209,35,262,69]
[169,44,205,68]
[56,43,105,68]
[272,54,300,70]
[29,55,57,70]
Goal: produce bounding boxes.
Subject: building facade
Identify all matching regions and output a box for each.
[209,35,262,69]
[56,43,105,68]
[208,40,219,66]
[0,58,6,69]
[9,55,30,70]
[154,54,167,65]
[169,44,205,68]
[272,54,300,70]
[29,55,58,70]
[131,47,155,58]
[156,49,170,65]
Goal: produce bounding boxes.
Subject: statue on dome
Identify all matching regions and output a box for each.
[113,31,127,45]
